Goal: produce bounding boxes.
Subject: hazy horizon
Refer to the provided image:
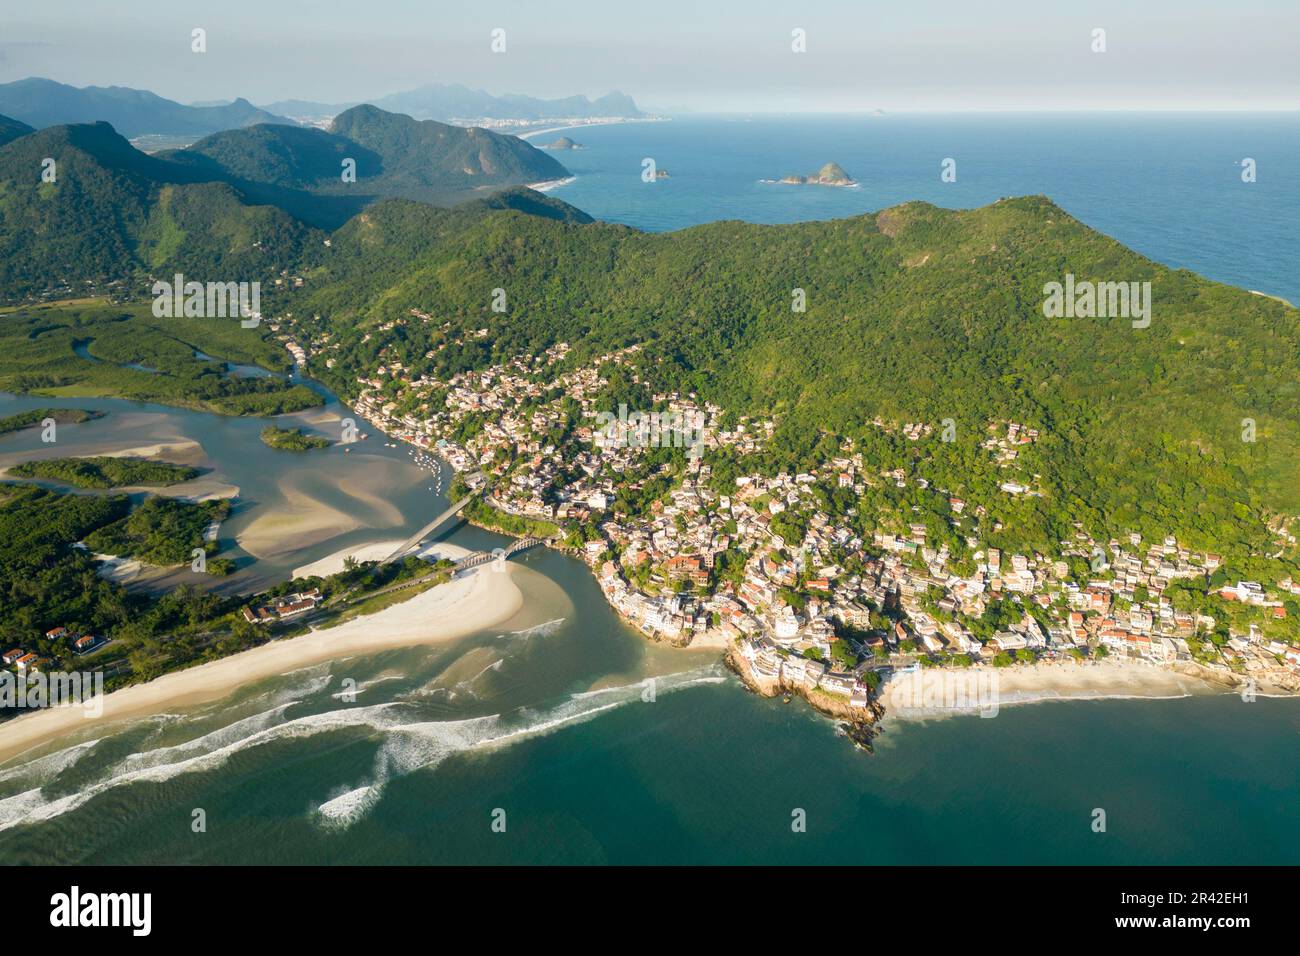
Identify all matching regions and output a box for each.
[1,0,1297,114]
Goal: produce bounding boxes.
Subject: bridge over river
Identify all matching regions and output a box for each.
[379,480,483,566]
[451,536,551,572]
[379,470,554,573]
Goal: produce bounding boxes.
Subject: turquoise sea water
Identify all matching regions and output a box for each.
[1,115,1299,865]
[545,114,1300,304]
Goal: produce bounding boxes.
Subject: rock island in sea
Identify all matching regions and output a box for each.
[776,162,858,186]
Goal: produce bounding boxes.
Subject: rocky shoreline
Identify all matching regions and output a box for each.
[723,643,882,749]
[453,501,883,741]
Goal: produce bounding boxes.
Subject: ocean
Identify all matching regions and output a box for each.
[543,113,1300,305]
[1,114,1299,865]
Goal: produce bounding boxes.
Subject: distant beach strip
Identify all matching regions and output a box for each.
[527,176,577,192]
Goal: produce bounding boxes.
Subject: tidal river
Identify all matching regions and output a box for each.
[0,384,1297,864]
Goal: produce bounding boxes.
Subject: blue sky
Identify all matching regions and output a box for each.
[1,0,1297,111]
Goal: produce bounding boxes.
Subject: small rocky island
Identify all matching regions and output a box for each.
[542,136,584,150]
[778,162,857,187]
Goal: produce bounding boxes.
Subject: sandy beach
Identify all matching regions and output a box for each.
[292,538,407,578]
[878,657,1232,718]
[516,116,667,141]
[527,176,577,192]
[292,538,464,578]
[0,558,523,766]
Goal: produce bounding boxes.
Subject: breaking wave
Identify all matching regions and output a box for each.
[506,618,567,640]
[0,664,727,834]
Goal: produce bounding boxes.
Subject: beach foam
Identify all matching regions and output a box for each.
[0,560,524,767]
[0,663,726,833]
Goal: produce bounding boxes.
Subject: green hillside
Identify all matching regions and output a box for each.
[286,195,1300,565]
[172,105,569,209]
[0,113,33,147]
[170,123,380,191]
[2,108,1296,573]
[330,105,568,190]
[0,122,315,297]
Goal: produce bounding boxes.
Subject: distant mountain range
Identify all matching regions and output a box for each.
[0,104,576,296]
[166,105,570,207]
[0,77,644,141]
[264,84,643,123]
[0,78,291,138]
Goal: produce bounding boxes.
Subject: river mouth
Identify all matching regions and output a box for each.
[0,373,484,593]
[0,375,742,857]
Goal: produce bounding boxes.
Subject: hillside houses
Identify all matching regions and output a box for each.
[323,335,1300,695]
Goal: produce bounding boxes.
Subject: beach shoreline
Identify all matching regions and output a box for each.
[0,557,523,766]
[292,538,408,578]
[876,657,1242,720]
[516,116,668,142]
[526,175,577,192]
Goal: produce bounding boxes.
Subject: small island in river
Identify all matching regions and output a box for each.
[7,455,199,488]
[260,425,331,451]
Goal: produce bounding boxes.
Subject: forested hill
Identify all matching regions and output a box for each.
[286,194,1300,560]
[170,105,570,207]
[0,114,33,147]
[3,104,1297,565]
[0,107,573,296]
[0,122,317,297]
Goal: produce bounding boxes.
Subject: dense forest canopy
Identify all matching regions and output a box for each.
[278,195,1299,565]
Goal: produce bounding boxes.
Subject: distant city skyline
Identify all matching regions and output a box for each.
[1,0,1297,113]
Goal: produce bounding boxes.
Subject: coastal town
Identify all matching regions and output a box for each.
[6,312,1298,728]
[274,322,1300,723]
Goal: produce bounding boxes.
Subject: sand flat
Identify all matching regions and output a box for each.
[236,463,419,559]
[237,483,363,558]
[292,539,408,578]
